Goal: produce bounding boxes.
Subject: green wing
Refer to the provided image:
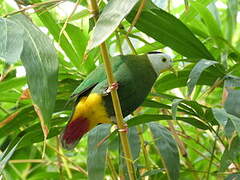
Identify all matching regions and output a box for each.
[71,56,124,98]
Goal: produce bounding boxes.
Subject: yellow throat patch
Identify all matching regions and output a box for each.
[72,93,111,129]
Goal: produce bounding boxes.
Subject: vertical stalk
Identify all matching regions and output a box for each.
[136,126,151,170]
[88,0,136,179]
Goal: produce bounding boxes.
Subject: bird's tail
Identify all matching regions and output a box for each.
[60,116,90,150]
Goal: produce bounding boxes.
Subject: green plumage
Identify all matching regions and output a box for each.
[72,55,157,117]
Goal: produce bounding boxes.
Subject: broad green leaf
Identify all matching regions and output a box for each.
[128,126,140,161]
[143,99,196,116]
[171,99,185,120]
[212,108,228,126]
[121,126,140,179]
[18,127,62,149]
[155,65,224,92]
[0,18,24,63]
[224,119,235,138]
[180,0,213,22]
[187,59,218,96]
[136,41,164,54]
[63,23,88,60]
[224,89,240,118]
[226,0,238,42]
[10,14,58,135]
[149,122,179,180]
[172,98,205,120]
[87,124,111,180]
[87,0,138,50]
[207,2,221,27]
[0,91,19,103]
[220,136,240,171]
[0,136,23,174]
[127,1,213,59]
[190,1,224,48]
[127,114,209,130]
[143,99,171,109]
[0,77,26,92]
[31,0,81,69]
[228,114,240,137]
[0,106,36,137]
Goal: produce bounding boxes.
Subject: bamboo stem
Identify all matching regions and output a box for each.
[88,0,136,179]
[127,0,147,36]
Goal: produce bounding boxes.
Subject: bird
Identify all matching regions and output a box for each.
[60,52,173,150]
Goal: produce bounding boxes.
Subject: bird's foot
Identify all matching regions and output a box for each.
[118,123,128,133]
[105,82,119,94]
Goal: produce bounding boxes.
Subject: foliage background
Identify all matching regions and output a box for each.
[0,0,240,179]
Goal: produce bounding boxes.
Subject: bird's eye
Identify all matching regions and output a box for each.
[162,58,167,62]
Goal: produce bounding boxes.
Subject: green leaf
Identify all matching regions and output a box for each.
[226,0,238,42]
[187,59,218,96]
[220,136,240,171]
[87,0,138,50]
[127,1,213,59]
[172,99,184,120]
[0,106,36,138]
[149,122,179,180]
[155,65,224,92]
[0,18,24,63]
[127,114,209,130]
[128,126,140,161]
[144,99,197,116]
[10,14,58,135]
[212,108,228,126]
[0,135,24,174]
[31,0,82,69]
[190,1,224,48]
[87,124,111,180]
[228,114,240,137]
[121,126,140,179]
[224,89,240,118]
[0,77,26,92]
[180,0,213,22]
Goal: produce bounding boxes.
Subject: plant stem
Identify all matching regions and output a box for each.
[115,31,123,55]
[107,153,118,180]
[88,0,136,179]
[127,0,147,36]
[136,126,151,170]
[206,126,219,180]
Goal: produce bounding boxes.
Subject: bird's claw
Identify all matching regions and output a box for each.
[105,82,119,95]
[118,123,128,133]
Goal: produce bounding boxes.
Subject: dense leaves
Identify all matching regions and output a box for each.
[0,0,240,180]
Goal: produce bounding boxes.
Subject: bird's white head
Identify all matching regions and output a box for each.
[147,52,173,75]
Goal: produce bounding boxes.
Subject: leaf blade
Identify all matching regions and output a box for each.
[149,122,179,180]
[88,0,138,50]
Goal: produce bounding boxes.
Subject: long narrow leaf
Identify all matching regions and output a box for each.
[0,18,24,63]
[87,124,111,180]
[87,0,138,50]
[187,59,218,96]
[149,122,179,180]
[10,14,58,137]
[127,1,213,59]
